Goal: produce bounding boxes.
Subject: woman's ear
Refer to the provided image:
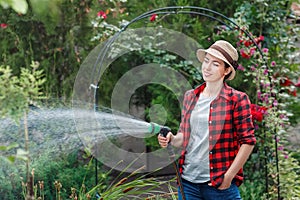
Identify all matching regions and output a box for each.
[224,67,232,75]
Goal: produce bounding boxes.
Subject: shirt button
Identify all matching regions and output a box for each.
[210,107,213,109]
[209,151,212,154]
[210,167,213,169]
[209,121,212,124]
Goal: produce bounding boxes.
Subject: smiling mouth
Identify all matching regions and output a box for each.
[203,72,212,77]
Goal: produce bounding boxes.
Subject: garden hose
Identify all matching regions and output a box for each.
[149,122,186,200]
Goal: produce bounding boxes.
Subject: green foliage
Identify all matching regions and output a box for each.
[0,60,45,199]
[0,150,98,200]
[0,62,45,122]
[240,180,266,200]
[0,157,23,200]
[29,0,61,34]
[30,151,96,200]
[0,0,95,99]
[268,152,300,199]
[86,162,175,200]
[0,143,29,164]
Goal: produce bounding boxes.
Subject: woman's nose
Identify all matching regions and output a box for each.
[203,62,212,70]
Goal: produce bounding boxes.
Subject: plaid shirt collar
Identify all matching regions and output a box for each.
[193,82,232,101]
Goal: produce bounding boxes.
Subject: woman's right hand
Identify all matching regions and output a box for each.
[157,132,173,148]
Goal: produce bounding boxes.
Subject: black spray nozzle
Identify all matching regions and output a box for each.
[159,126,171,137]
[148,122,171,137]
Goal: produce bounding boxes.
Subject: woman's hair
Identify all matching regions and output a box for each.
[224,62,232,81]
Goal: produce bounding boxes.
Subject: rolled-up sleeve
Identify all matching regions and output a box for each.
[233,93,256,145]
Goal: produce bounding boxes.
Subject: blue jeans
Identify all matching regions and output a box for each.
[178,178,241,200]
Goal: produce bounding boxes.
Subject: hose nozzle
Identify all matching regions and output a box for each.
[148,122,171,137]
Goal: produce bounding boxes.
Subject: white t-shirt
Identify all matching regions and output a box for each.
[181,94,215,183]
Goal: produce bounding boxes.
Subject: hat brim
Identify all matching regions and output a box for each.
[196,48,236,80]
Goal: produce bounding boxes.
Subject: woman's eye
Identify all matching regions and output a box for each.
[213,62,219,67]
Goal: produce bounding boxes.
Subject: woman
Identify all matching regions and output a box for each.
[158,40,256,200]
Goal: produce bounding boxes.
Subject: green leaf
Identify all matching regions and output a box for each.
[0,0,9,9]
[6,155,16,163]
[0,145,7,151]
[10,0,28,14]
[0,142,19,151]
[16,148,28,156]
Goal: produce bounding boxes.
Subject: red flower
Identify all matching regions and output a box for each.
[150,14,157,22]
[249,47,256,55]
[254,35,264,44]
[243,40,252,47]
[289,89,297,97]
[240,35,264,47]
[251,104,267,122]
[280,78,293,87]
[97,11,107,19]
[258,35,264,41]
[240,49,251,59]
[1,23,8,29]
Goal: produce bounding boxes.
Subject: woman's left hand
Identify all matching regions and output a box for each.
[217,174,233,190]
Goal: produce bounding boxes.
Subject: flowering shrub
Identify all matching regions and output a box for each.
[211,1,300,199]
[91,3,129,42]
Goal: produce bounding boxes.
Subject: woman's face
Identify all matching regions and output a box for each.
[201,53,231,82]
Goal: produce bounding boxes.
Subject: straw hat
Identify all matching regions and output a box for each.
[196,40,239,80]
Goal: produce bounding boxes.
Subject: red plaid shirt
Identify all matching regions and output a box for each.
[178,82,256,187]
